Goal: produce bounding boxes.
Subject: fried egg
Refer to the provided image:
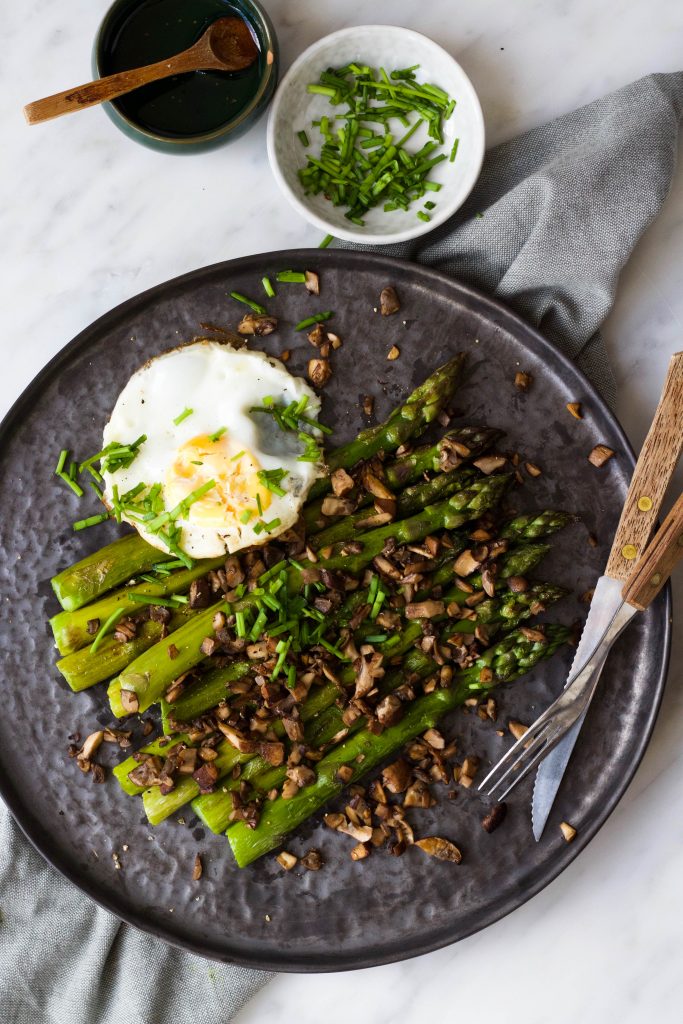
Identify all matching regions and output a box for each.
[101,341,323,558]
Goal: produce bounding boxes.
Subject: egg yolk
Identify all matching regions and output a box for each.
[164,434,271,528]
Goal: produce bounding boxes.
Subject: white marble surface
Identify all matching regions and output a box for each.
[2,1,682,1021]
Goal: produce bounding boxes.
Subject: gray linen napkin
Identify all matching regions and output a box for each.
[2,71,683,1024]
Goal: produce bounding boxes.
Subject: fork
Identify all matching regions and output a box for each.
[478,490,683,801]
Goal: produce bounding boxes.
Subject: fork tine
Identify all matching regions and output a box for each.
[494,736,555,801]
[477,703,558,794]
[481,721,554,797]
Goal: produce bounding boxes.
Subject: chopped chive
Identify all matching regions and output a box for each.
[173,407,193,426]
[294,311,333,331]
[318,638,348,660]
[256,493,263,516]
[229,291,267,315]
[449,137,459,162]
[55,449,69,475]
[253,521,264,535]
[257,468,288,496]
[240,509,253,524]
[262,517,281,533]
[57,471,84,498]
[307,84,338,98]
[363,634,388,643]
[249,609,268,641]
[208,427,227,443]
[276,270,307,283]
[72,512,111,531]
[424,200,436,210]
[127,593,180,609]
[191,460,203,466]
[319,234,334,248]
[231,450,246,462]
[262,276,275,298]
[297,130,310,147]
[286,664,297,690]
[417,211,431,222]
[90,608,128,655]
[235,610,246,638]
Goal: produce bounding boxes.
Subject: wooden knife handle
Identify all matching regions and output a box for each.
[605,351,683,582]
[622,492,683,609]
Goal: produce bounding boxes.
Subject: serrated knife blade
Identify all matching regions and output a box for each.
[530,575,623,839]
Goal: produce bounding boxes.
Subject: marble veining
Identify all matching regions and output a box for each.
[1,1,682,1021]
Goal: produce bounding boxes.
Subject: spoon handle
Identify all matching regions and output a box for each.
[24,49,204,125]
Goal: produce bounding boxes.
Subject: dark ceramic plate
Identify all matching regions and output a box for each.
[0,250,670,971]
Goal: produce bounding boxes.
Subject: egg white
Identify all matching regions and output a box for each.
[101,341,323,557]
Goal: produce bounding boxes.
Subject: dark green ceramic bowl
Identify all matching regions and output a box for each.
[93,0,278,153]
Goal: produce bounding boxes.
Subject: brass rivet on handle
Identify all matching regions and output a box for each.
[622,544,638,560]
[650,573,662,586]
[637,495,653,512]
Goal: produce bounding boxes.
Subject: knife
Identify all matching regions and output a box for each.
[531,351,683,841]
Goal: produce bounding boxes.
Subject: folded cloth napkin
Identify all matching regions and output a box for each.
[1,71,682,1024]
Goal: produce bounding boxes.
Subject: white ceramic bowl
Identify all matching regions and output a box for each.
[266,25,485,245]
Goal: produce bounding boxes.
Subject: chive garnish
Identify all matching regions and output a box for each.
[127,593,180,609]
[173,407,193,425]
[256,468,288,496]
[319,234,334,248]
[208,427,227,443]
[55,450,68,475]
[294,311,333,331]
[262,276,275,298]
[90,608,128,655]
[417,211,431,222]
[72,512,111,532]
[239,509,253,524]
[229,291,267,314]
[256,493,263,516]
[276,270,307,283]
[449,137,459,162]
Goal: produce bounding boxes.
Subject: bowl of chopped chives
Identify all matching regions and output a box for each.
[266,25,485,244]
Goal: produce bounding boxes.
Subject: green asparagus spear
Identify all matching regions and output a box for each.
[227,626,572,866]
[309,466,478,550]
[55,610,193,691]
[51,557,224,656]
[51,533,172,612]
[303,425,502,530]
[308,354,466,501]
[115,477,510,716]
[113,732,192,795]
[500,511,578,540]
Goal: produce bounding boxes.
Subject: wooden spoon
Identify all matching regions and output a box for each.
[24,16,259,125]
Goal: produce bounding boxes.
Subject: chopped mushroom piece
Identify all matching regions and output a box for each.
[379,285,401,315]
[423,728,445,750]
[301,849,323,870]
[453,549,481,577]
[192,855,203,880]
[276,851,298,871]
[414,837,462,863]
[387,345,400,361]
[304,270,320,294]
[404,600,445,620]
[382,758,412,794]
[508,720,529,742]
[330,468,355,497]
[514,371,533,392]
[473,455,507,475]
[482,803,507,833]
[321,495,356,516]
[328,332,343,349]
[507,575,529,593]
[237,313,278,336]
[308,358,332,387]
[351,842,370,860]
[560,821,577,842]
[588,444,615,467]
[362,395,374,417]
[120,688,139,712]
[566,402,583,419]
[307,323,325,347]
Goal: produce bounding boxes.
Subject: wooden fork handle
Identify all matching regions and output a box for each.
[605,351,683,582]
[23,49,204,125]
[622,492,683,609]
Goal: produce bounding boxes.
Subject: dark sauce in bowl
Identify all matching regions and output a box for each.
[97,0,273,143]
